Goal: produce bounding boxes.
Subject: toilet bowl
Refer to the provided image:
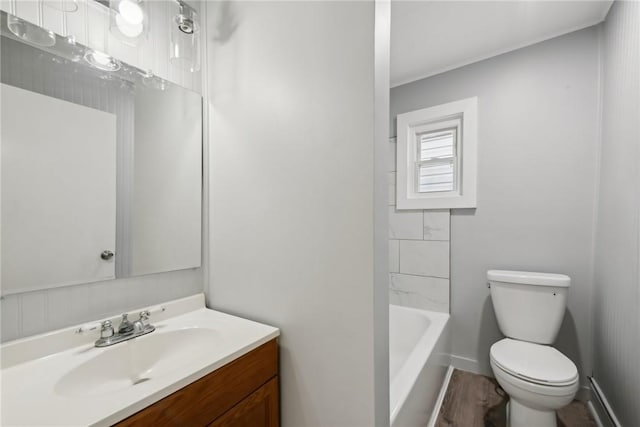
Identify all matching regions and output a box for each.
[487,270,579,427]
[490,338,579,427]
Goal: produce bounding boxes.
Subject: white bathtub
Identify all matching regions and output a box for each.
[390,304,451,427]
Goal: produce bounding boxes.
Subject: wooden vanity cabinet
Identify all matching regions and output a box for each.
[114,339,279,427]
[208,377,279,427]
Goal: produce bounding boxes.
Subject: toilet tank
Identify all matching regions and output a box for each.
[488,270,570,345]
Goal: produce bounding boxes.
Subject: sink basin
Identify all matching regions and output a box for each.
[55,328,219,397]
[1,294,279,427]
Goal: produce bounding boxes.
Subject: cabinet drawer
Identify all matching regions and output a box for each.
[115,339,278,426]
[209,377,279,427]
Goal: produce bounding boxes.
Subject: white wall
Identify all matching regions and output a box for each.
[206,1,387,426]
[390,27,601,384]
[592,1,640,425]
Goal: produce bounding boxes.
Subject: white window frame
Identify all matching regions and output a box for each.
[413,119,460,195]
[396,97,478,209]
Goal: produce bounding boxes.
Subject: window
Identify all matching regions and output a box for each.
[396,97,477,209]
[415,121,458,194]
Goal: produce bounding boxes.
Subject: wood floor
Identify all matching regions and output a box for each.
[435,370,597,427]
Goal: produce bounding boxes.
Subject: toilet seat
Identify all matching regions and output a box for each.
[490,338,578,387]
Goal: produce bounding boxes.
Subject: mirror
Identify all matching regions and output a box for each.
[0,12,202,295]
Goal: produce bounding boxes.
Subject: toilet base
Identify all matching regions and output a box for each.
[508,399,557,427]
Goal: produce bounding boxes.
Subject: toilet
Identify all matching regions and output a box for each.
[487,270,579,427]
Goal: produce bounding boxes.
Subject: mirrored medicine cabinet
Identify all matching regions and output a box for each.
[0,11,203,296]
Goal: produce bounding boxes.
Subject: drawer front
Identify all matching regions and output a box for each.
[209,377,279,427]
[115,339,278,426]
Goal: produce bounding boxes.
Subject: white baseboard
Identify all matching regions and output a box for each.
[450,355,482,374]
[427,365,454,427]
[450,355,493,377]
[576,385,591,402]
[588,401,606,427]
[588,377,621,427]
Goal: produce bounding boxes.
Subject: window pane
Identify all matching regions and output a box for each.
[418,160,455,193]
[419,129,455,160]
[419,162,453,177]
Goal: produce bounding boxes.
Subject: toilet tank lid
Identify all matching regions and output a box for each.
[487,270,570,287]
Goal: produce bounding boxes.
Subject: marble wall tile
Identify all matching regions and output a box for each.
[388,138,451,311]
[423,209,450,241]
[399,240,450,278]
[389,207,424,240]
[389,273,449,313]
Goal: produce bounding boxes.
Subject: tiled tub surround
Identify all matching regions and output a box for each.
[388,138,451,313]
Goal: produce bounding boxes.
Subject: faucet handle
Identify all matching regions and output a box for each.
[100,320,114,339]
[138,310,152,328]
[118,313,134,334]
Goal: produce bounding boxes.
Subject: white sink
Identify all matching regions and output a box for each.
[54,328,220,397]
[1,294,279,427]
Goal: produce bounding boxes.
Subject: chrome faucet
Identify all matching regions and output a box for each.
[95,312,156,347]
[117,313,134,334]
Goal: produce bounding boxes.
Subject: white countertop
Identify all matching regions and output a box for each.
[0,294,280,427]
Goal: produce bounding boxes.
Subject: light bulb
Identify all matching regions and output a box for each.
[92,51,111,66]
[118,0,144,25]
[84,50,121,71]
[115,14,143,37]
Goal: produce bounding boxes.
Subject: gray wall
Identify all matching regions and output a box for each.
[593,1,640,425]
[206,2,387,427]
[390,27,601,384]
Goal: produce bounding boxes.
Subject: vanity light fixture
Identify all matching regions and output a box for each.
[176,13,195,35]
[42,0,78,13]
[112,0,145,39]
[170,0,200,72]
[6,1,56,47]
[57,35,85,62]
[141,70,167,91]
[84,49,122,72]
[7,15,56,47]
[90,0,148,46]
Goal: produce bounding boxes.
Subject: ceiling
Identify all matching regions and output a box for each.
[391,0,613,87]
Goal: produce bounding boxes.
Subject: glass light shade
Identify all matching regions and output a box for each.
[84,49,122,71]
[54,35,85,62]
[109,0,148,46]
[7,14,56,47]
[141,70,167,91]
[170,9,200,72]
[42,0,78,13]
